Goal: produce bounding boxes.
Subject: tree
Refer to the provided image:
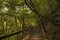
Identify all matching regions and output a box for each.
[24,0,60,40]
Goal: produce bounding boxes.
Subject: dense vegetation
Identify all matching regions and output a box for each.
[0,0,60,40]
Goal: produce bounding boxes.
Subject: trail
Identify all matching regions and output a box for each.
[23,27,47,40]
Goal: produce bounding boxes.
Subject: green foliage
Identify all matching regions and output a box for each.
[0,0,60,40]
[0,0,38,40]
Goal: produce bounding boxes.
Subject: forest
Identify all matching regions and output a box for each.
[0,0,60,40]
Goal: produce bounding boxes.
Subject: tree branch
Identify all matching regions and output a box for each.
[24,0,60,26]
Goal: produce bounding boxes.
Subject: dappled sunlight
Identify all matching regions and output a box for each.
[1,7,8,13]
[0,0,60,40]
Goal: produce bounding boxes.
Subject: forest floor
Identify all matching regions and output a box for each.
[23,27,48,40]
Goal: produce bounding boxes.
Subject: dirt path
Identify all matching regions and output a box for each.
[23,27,44,40]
